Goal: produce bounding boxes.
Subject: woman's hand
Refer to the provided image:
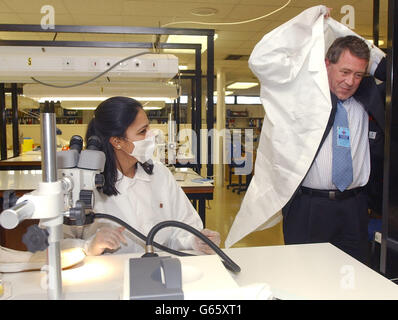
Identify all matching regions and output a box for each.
[86,226,127,256]
[193,229,221,254]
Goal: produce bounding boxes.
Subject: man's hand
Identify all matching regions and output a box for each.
[324,7,332,19]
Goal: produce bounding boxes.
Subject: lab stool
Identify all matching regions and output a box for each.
[226,152,253,194]
[226,159,245,191]
[232,172,252,194]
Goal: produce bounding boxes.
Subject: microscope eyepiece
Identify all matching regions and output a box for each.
[86,135,102,151]
[69,135,83,153]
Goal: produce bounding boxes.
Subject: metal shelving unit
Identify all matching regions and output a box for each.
[0,24,215,176]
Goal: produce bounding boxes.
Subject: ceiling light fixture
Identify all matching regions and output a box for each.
[227,82,258,90]
[367,39,385,46]
[143,106,163,110]
[214,91,234,96]
[190,7,218,17]
[37,96,175,103]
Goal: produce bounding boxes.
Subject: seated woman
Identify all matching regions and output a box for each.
[64,96,219,255]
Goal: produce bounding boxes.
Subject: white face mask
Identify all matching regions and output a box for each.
[127,134,155,163]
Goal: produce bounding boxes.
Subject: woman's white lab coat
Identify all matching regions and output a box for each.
[64,161,203,254]
[225,5,385,248]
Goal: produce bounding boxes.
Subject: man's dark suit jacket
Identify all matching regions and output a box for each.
[283,58,386,215]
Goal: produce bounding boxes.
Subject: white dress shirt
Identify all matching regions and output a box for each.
[64,161,203,254]
[302,96,370,190]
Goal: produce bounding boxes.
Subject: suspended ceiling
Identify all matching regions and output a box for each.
[0,0,389,96]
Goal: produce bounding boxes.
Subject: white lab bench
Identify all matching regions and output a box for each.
[0,151,42,170]
[0,168,213,250]
[1,243,397,300]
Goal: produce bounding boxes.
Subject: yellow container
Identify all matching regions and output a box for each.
[22,137,34,153]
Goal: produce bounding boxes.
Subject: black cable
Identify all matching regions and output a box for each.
[93,213,241,273]
[30,51,151,88]
[93,213,193,258]
[146,220,241,273]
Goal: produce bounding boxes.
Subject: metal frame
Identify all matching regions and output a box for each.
[380,0,398,277]
[0,24,215,177]
[0,84,5,159]
[178,69,202,173]
[373,0,380,46]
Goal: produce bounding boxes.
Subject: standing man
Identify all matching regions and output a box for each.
[282,35,386,264]
[225,6,386,258]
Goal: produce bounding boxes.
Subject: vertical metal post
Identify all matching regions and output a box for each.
[190,78,199,173]
[41,101,57,182]
[11,83,19,157]
[173,98,180,134]
[176,96,180,134]
[40,100,62,300]
[195,47,202,173]
[191,77,196,142]
[216,69,226,187]
[373,0,380,47]
[380,0,398,276]
[207,34,215,179]
[0,83,6,160]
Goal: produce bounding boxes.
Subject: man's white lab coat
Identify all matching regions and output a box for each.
[225,5,385,248]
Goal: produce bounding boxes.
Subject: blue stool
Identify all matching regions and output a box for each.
[368,218,382,241]
[368,218,382,270]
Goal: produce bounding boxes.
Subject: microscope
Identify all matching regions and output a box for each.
[0,101,105,299]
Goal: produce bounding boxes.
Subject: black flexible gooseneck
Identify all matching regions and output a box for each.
[93,213,241,273]
[145,220,241,273]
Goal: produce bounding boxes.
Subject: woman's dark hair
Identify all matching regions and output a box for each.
[326,35,370,64]
[86,96,146,196]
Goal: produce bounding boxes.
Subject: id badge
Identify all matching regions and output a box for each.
[336,126,350,147]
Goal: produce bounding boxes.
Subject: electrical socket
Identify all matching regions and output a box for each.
[62,57,74,70]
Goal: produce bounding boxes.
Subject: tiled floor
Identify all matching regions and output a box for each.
[205,178,285,249]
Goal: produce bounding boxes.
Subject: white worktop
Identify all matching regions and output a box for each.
[1,243,397,300]
[0,167,212,191]
[1,151,42,163]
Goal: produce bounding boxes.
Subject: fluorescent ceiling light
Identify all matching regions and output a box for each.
[178,65,188,70]
[61,97,168,110]
[213,96,235,104]
[165,34,218,54]
[134,97,174,102]
[23,82,179,101]
[366,39,385,46]
[38,97,106,102]
[63,106,96,110]
[236,96,261,104]
[143,106,163,110]
[214,91,234,96]
[227,82,258,90]
[37,96,175,103]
